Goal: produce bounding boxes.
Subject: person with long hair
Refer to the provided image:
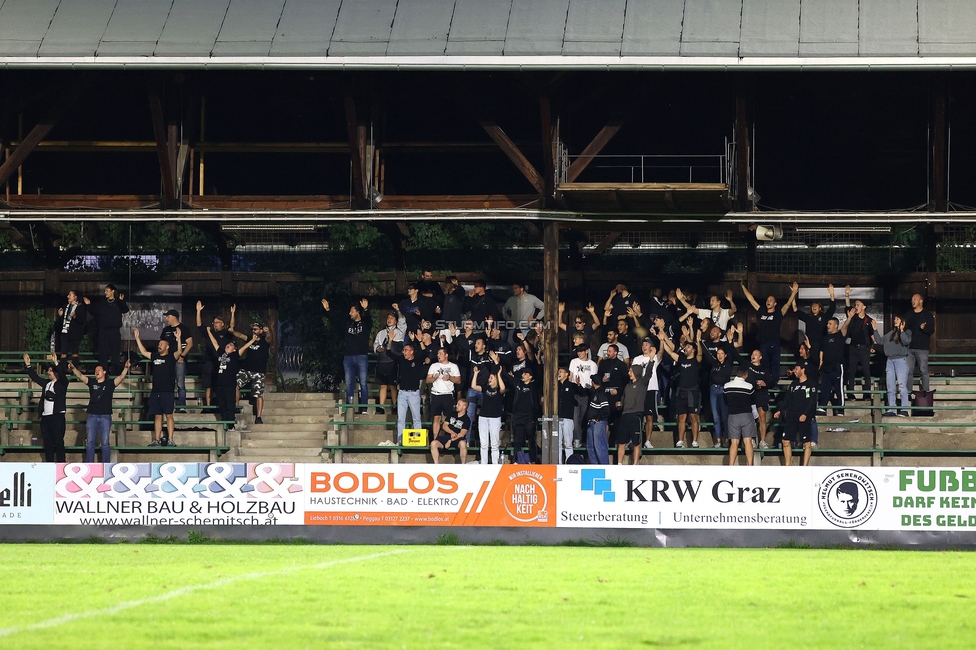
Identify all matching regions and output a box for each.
[874,316,913,417]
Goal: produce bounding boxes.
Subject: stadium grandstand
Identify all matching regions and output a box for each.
[1,0,976,470]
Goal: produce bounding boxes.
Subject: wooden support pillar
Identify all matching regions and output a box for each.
[541,221,561,464]
[149,91,177,207]
[734,77,753,212]
[929,73,949,213]
[540,96,554,206]
[344,94,367,207]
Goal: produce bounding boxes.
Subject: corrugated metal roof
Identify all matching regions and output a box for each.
[3,0,976,67]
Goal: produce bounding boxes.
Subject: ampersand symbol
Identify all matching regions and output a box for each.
[149,463,198,498]
[197,463,246,497]
[102,463,151,498]
[247,464,300,498]
[55,464,103,499]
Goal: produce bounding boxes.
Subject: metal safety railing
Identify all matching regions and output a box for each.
[563,151,729,185]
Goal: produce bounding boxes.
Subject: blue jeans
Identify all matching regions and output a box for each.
[464,388,483,443]
[85,414,112,463]
[886,357,910,410]
[709,384,728,440]
[397,390,422,445]
[343,354,369,406]
[760,340,780,386]
[176,360,187,406]
[587,420,609,465]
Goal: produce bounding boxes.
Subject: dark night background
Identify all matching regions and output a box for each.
[6,69,975,210]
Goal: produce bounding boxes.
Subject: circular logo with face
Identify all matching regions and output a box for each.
[818,469,878,528]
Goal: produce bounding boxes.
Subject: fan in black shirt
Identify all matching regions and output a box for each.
[134,327,185,446]
[431,399,470,464]
[323,297,373,412]
[819,318,846,416]
[207,327,257,432]
[662,326,704,448]
[69,359,130,462]
[739,281,799,387]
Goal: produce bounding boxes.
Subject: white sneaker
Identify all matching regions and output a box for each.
[811,442,819,449]
[712,441,722,448]
[691,441,700,448]
[676,440,686,448]
[643,441,654,449]
[573,439,581,448]
[758,440,770,449]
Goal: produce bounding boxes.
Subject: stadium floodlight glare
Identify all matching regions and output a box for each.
[794,226,892,234]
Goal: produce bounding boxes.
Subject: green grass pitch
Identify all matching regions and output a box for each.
[0,543,973,649]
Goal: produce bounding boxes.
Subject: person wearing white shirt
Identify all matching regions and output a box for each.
[676,288,737,331]
[426,347,461,439]
[597,330,630,363]
[569,345,599,447]
[630,339,665,448]
[374,308,407,415]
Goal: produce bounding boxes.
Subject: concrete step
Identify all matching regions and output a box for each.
[264,393,338,403]
[241,438,324,448]
[257,415,335,424]
[241,430,326,441]
[245,423,328,433]
[230,454,323,463]
[236,447,323,459]
[345,430,398,446]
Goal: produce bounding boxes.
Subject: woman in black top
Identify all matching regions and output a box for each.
[24,353,69,462]
[739,281,798,388]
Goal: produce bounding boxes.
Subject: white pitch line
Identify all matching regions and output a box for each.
[0,548,410,638]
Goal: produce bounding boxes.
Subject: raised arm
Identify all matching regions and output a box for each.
[172,329,185,361]
[781,282,799,316]
[676,288,695,314]
[558,302,567,332]
[496,366,506,393]
[470,366,484,393]
[238,333,258,353]
[844,285,851,309]
[113,359,131,386]
[207,326,220,351]
[739,282,760,311]
[133,328,152,359]
[825,285,837,318]
[841,308,854,336]
[67,361,89,385]
[694,329,703,362]
[726,288,737,316]
[196,300,204,328]
[660,335,679,362]
[229,303,238,331]
[586,303,600,331]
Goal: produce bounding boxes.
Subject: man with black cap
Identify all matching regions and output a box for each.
[233,321,274,424]
[569,344,598,447]
[160,309,193,411]
[774,363,818,466]
[84,284,129,375]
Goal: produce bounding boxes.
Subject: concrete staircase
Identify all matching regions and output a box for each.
[233,392,334,463]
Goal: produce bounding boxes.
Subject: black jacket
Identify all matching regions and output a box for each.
[56,302,88,343]
[26,360,69,416]
[90,297,129,330]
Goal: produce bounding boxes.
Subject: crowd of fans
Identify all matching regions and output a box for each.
[23,287,274,462]
[325,272,935,467]
[18,272,936,468]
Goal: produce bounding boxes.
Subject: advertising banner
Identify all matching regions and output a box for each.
[0,463,55,524]
[53,463,305,526]
[556,466,976,531]
[304,464,557,527]
[1,463,975,533]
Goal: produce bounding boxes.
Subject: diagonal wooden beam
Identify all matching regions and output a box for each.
[564,117,624,183]
[590,230,622,256]
[480,120,545,194]
[0,81,85,187]
[149,91,177,204]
